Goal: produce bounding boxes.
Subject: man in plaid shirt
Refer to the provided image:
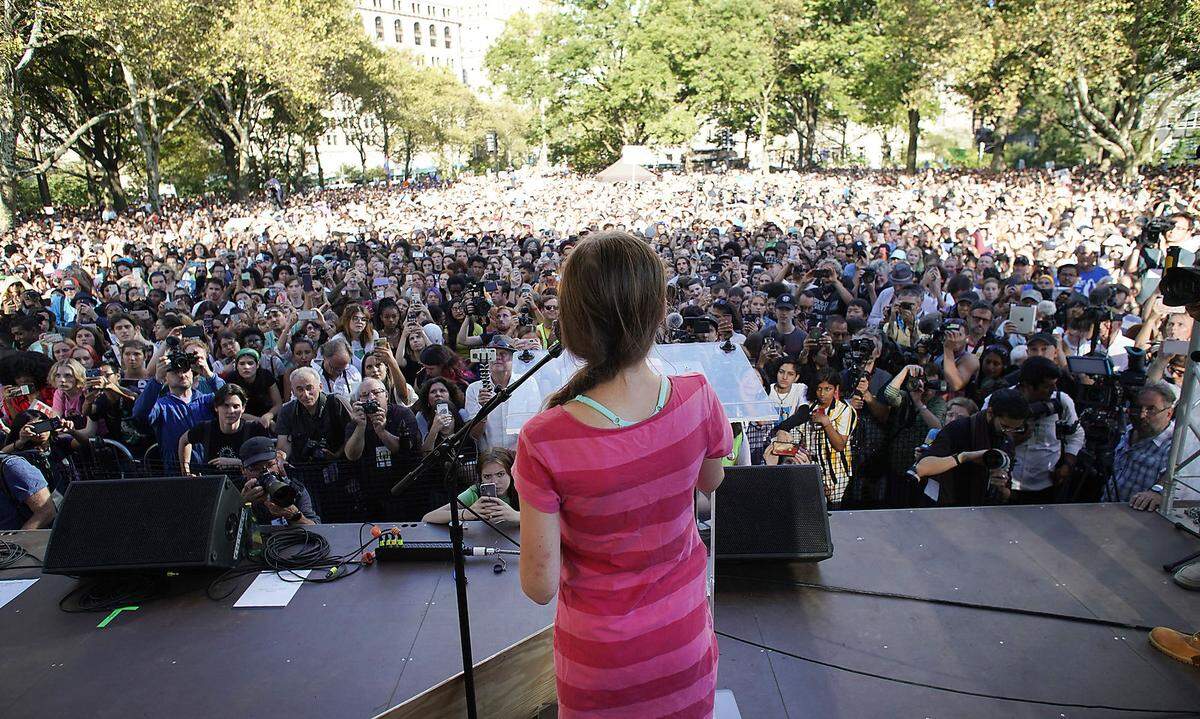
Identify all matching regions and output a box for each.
[1107,382,1178,509]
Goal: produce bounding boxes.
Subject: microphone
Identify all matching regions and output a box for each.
[374,541,518,561]
[666,312,683,330]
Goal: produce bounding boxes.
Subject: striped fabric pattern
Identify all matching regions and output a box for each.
[515,373,733,718]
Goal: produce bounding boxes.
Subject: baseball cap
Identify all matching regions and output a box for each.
[239,436,277,467]
[1019,289,1043,303]
[70,292,97,308]
[890,263,914,282]
[956,291,980,305]
[485,335,516,353]
[1013,255,1031,266]
[235,348,260,362]
[891,249,909,261]
[1027,332,1056,347]
[776,293,796,309]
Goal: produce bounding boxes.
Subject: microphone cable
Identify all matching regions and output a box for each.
[0,538,41,570]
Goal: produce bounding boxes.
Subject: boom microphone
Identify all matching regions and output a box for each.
[666,312,684,330]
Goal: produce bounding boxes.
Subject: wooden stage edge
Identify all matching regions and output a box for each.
[374,625,556,719]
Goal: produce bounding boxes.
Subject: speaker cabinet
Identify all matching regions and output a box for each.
[43,476,250,575]
[714,465,833,561]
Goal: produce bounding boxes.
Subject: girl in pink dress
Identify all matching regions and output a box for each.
[515,231,732,718]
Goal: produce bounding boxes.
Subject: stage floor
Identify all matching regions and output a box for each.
[715,503,1200,718]
[0,522,551,719]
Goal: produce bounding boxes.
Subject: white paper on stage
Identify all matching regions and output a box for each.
[504,342,776,435]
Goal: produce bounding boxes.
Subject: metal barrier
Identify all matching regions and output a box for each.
[41,437,480,525]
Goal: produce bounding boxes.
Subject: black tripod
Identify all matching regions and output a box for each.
[389,342,562,719]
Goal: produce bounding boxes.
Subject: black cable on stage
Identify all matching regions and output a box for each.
[715,630,1200,716]
[207,525,385,600]
[0,538,41,570]
[721,574,1160,633]
[59,574,171,613]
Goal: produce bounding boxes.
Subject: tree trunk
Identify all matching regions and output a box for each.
[101,164,125,211]
[989,117,1007,172]
[313,142,325,188]
[757,91,771,174]
[0,76,18,234]
[804,91,819,167]
[403,135,413,180]
[117,57,162,211]
[28,134,51,207]
[905,108,920,174]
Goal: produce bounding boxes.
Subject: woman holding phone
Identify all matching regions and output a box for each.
[764,366,857,506]
[422,447,520,525]
[516,231,732,719]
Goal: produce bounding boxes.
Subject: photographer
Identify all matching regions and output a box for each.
[939,318,979,393]
[1078,308,1136,371]
[881,364,948,475]
[465,337,517,452]
[914,388,1030,506]
[2,409,95,493]
[983,357,1084,504]
[748,293,807,364]
[238,436,318,526]
[275,366,351,472]
[878,284,925,351]
[131,342,224,473]
[340,377,422,521]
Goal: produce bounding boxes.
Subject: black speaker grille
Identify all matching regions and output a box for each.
[44,477,225,572]
[715,465,832,560]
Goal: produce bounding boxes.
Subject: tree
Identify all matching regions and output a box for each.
[846,0,953,172]
[195,0,361,200]
[1,0,143,232]
[91,0,218,211]
[1047,0,1199,178]
[23,35,130,210]
[487,2,696,172]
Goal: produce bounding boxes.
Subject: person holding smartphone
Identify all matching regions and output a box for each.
[423,447,520,525]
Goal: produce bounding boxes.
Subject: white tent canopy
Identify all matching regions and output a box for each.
[595,161,659,183]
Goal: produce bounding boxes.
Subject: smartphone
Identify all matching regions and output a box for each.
[435,402,451,419]
[301,270,314,293]
[132,310,150,321]
[237,300,246,310]
[182,325,204,338]
[372,277,390,288]
[771,441,801,457]
[85,368,102,379]
[1162,339,1190,356]
[299,310,318,321]
[479,482,497,498]
[1009,305,1037,335]
[43,333,64,344]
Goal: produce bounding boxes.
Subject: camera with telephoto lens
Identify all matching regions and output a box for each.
[982,448,1010,471]
[257,471,298,508]
[917,316,964,355]
[1028,397,1063,419]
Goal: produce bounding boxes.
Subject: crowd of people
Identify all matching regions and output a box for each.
[1,165,1199,532]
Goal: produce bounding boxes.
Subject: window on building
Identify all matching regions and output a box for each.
[374,16,384,41]
[410,2,417,12]
[443,25,451,48]
[429,24,436,47]
[394,19,402,42]
[413,21,422,44]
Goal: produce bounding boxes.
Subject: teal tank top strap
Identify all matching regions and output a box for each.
[571,375,671,428]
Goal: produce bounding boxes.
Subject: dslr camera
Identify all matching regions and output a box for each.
[163,336,195,373]
[360,399,381,416]
[257,471,298,508]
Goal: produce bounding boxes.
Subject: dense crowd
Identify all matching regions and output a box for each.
[2,165,1199,531]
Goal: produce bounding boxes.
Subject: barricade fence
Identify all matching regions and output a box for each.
[41,440,481,525]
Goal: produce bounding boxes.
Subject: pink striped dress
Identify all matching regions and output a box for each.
[514,373,732,718]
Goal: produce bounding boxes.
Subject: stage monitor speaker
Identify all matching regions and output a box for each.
[43,476,251,576]
[714,465,832,561]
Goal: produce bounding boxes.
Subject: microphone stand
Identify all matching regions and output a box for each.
[389,342,562,719]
